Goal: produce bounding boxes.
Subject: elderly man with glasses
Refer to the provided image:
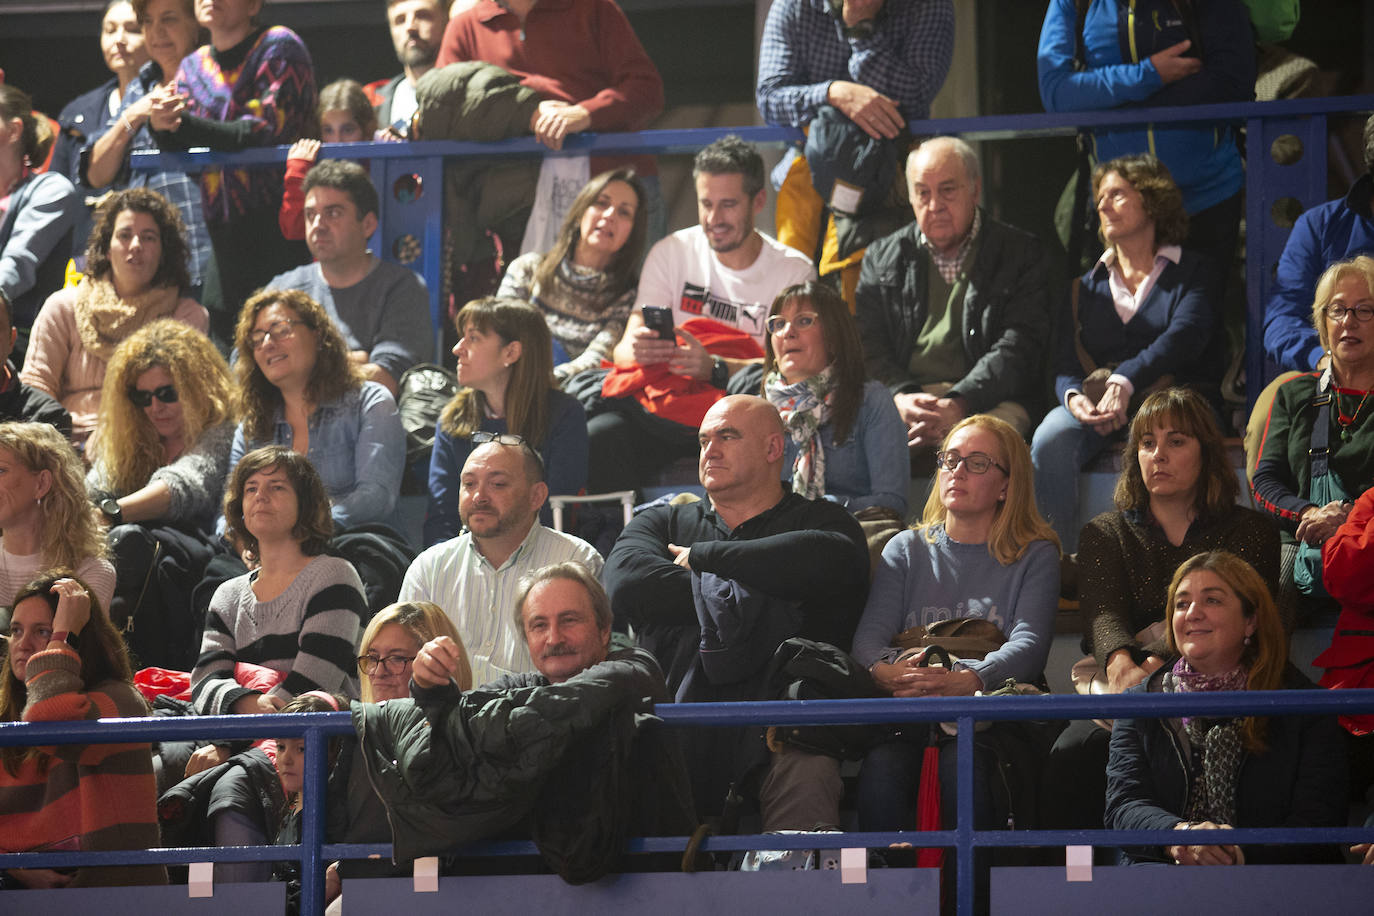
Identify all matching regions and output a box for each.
[398,434,601,685]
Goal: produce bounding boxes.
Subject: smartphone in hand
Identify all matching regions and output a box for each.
[641,305,676,341]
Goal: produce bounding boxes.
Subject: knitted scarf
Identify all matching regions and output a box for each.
[73,276,180,362]
[1169,658,1247,827]
[764,365,835,500]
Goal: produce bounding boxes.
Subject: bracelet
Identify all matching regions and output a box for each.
[120,114,136,136]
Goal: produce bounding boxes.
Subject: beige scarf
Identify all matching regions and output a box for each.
[73,276,180,363]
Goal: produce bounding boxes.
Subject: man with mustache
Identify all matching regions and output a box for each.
[399,435,601,685]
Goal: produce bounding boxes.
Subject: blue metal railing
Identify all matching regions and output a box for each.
[3,688,1374,914]
[132,95,1374,396]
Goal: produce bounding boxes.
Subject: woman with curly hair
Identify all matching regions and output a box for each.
[20,186,207,444]
[424,296,586,545]
[1031,153,1225,551]
[0,422,113,611]
[229,288,404,528]
[87,318,235,533]
[0,571,165,889]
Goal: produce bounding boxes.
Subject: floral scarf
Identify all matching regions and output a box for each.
[72,276,180,363]
[764,365,835,500]
[1169,658,1247,826]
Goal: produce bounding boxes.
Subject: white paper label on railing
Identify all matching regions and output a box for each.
[188,861,214,897]
[414,855,439,893]
[840,847,866,884]
[1066,845,1093,882]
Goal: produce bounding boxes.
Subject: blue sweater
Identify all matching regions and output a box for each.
[780,379,908,516]
[1037,0,1255,214]
[851,526,1059,689]
[1054,248,1225,409]
[1263,173,1374,372]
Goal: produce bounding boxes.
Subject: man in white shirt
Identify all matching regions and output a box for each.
[591,135,815,492]
[399,435,602,685]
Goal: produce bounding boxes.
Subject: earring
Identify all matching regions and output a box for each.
[1244,635,1252,646]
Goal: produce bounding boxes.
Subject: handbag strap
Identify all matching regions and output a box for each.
[1070,278,1097,378]
[1309,388,1332,478]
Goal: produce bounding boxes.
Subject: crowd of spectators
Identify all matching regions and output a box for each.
[3,0,1374,903]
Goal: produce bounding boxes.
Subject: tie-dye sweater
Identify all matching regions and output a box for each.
[167,26,316,226]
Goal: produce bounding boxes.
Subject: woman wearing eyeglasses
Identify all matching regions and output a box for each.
[20,187,207,445]
[1253,256,1374,616]
[424,296,587,546]
[230,288,405,530]
[761,281,908,519]
[1030,153,1224,552]
[848,415,1059,838]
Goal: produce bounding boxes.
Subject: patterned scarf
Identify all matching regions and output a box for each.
[73,276,180,363]
[764,365,835,500]
[1170,658,1247,826]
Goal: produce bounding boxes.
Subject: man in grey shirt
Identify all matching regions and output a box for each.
[267,159,432,395]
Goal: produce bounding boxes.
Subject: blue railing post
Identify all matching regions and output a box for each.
[300,724,330,916]
[956,717,975,916]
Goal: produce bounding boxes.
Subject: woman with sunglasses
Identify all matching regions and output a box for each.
[21,187,207,445]
[425,297,587,546]
[230,288,404,530]
[761,281,908,517]
[87,319,235,534]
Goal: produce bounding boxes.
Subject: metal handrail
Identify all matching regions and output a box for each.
[3,687,1374,914]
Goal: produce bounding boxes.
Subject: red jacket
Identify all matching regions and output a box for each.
[1318,485,1374,734]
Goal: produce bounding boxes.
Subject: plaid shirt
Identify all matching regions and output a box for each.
[757,0,955,127]
[90,62,213,287]
[924,206,982,285]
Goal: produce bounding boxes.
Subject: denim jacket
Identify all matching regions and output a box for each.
[229,381,405,528]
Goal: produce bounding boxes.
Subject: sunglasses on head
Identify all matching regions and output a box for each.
[128,385,179,408]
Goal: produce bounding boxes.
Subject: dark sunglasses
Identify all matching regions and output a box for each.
[128,385,179,408]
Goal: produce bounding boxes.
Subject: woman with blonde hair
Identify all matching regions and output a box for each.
[357,600,471,702]
[1106,551,1345,865]
[87,318,235,532]
[425,296,586,545]
[230,288,404,528]
[0,422,113,611]
[851,415,1060,836]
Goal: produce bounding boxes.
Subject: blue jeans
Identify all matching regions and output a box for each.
[857,734,994,833]
[1030,405,1115,553]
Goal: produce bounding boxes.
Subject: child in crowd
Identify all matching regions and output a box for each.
[271,690,348,915]
[280,79,385,241]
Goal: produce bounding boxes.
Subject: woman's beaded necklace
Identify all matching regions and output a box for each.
[1334,385,1371,442]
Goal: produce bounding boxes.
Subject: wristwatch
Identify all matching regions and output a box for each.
[710,356,728,390]
[99,497,123,525]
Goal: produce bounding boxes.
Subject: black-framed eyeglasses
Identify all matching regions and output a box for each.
[765,312,820,335]
[248,318,303,350]
[1325,304,1374,323]
[470,431,546,477]
[934,449,1008,476]
[357,653,415,676]
[128,384,179,408]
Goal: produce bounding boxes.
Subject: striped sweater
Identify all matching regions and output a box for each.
[171,26,316,225]
[0,644,165,886]
[192,555,366,715]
